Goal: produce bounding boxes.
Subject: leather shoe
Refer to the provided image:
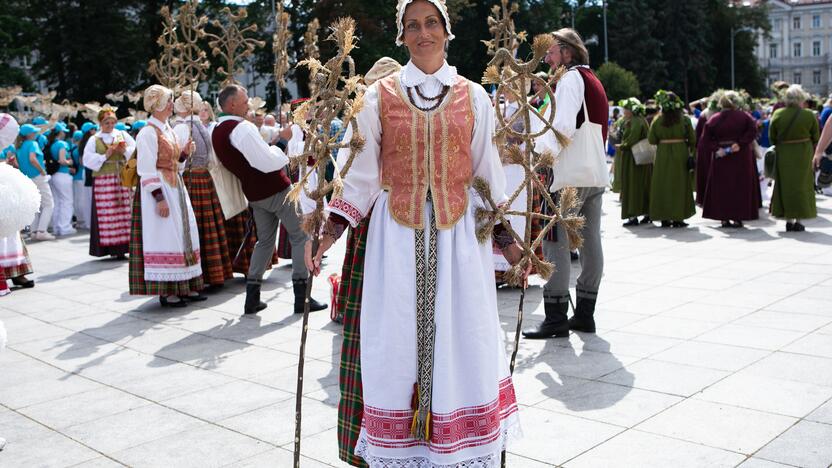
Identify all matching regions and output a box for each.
[568,297,597,333]
[244,283,267,315]
[293,279,327,314]
[623,218,639,227]
[523,302,569,339]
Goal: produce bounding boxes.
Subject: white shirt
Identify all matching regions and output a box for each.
[325,60,506,224]
[533,66,585,156]
[82,129,137,172]
[216,115,288,173]
[259,125,279,144]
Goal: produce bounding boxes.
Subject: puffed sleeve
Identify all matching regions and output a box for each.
[469,82,507,205]
[82,136,106,171]
[172,121,190,148]
[136,126,162,194]
[326,84,383,227]
[121,130,137,160]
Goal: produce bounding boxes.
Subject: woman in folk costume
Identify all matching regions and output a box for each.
[48,122,77,236]
[648,90,697,227]
[700,91,761,228]
[0,114,39,295]
[617,97,652,226]
[172,91,233,289]
[129,85,204,307]
[307,1,522,465]
[770,85,819,232]
[82,106,136,258]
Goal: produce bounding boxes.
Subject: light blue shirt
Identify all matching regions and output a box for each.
[50,140,71,174]
[16,139,44,178]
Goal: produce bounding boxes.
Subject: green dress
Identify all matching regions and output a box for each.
[648,114,696,221]
[768,107,819,220]
[619,115,652,219]
[611,119,623,193]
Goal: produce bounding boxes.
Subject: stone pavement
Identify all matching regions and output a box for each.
[2,190,832,468]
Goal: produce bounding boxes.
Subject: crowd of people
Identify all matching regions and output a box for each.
[1,0,831,465]
[609,83,828,233]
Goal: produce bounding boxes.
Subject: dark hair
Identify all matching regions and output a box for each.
[662,109,682,127]
[218,84,244,112]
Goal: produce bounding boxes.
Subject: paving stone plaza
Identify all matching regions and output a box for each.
[2,192,832,467]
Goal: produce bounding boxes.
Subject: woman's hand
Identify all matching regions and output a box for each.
[814,154,824,170]
[186,140,196,155]
[304,235,335,276]
[730,143,740,153]
[156,200,170,218]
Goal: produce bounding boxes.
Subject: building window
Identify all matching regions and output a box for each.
[774,18,782,32]
[771,71,781,81]
[794,72,802,84]
[794,16,801,30]
[794,42,802,57]
[770,43,778,58]
[814,41,822,56]
[813,14,821,28]
[814,70,822,84]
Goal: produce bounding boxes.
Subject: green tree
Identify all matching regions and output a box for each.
[596,61,640,101]
[0,0,36,90]
[607,0,664,98]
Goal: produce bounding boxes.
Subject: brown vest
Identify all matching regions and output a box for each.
[377,74,474,230]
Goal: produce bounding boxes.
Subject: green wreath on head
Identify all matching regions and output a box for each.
[654,89,684,112]
[618,97,646,116]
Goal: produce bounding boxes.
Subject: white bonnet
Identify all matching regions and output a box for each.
[395,0,454,46]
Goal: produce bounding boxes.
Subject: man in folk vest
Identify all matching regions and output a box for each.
[524,28,608,339]
[212,84,327,316]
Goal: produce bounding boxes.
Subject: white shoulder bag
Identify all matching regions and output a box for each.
[208,145,249,219]
[550,97,610,192]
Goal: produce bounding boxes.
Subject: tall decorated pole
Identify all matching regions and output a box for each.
[479,33,585,466]
[148,6,183,90]
[273,1,291,116]
[481,0,527,59]
[284,17,365,468]
[204,7,266,86]
[176,0,210,138]
[302,19,321,96]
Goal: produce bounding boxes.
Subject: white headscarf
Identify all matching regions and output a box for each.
[395,0,455,46]
[0,113,20,148]
[174,90,203,115]
[143,85,174,113]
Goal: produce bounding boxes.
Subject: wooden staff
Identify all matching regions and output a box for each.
[273,2,291,119]
[148,6,183,90]
[204,7,265,86]
[284,17,365,468]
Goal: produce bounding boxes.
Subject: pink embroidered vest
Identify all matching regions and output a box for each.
[152,125,180,187]
[378,74,474,230]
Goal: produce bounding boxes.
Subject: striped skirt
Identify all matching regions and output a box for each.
[89,173,131,257]
[184,168,233,286]
[128,188,203,296]
[336,215,371,468]
[1,234,33,280]
[224,209,278,276]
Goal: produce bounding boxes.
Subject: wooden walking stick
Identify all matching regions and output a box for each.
[284,17,365,468]
[273,2,291,115]
[478,33,585,467]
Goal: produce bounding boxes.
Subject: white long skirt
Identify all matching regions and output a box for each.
[139,178,201,282]
[355,190,520,468]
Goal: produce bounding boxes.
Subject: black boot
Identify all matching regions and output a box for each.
[293,279,328,314]
[522,302,570,339]
[569,297,597,333]
[244,283,267,315]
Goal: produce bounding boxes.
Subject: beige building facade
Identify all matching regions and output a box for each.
[756,0,832,95]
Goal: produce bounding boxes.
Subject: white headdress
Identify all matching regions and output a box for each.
[143,85,174,113]
[395,0,455,46]
[0,113,20,148]
[174,90,203,115]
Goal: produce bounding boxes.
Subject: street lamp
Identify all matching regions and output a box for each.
[728,0,755,89]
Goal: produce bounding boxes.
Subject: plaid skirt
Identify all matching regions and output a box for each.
[89,174,131,257]
[184,168,233,286]
[337,214,371,468]
[128,187,203,296]
[224,209,278,275]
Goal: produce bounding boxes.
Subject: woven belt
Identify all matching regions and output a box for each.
[411,210,438,441]
[781,138,810,144]
[176,172,199,267]
[659,139,685,144]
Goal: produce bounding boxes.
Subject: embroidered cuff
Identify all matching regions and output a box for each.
[493,222,516,250]
[328,198,363,227]
[151,188,165,203]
